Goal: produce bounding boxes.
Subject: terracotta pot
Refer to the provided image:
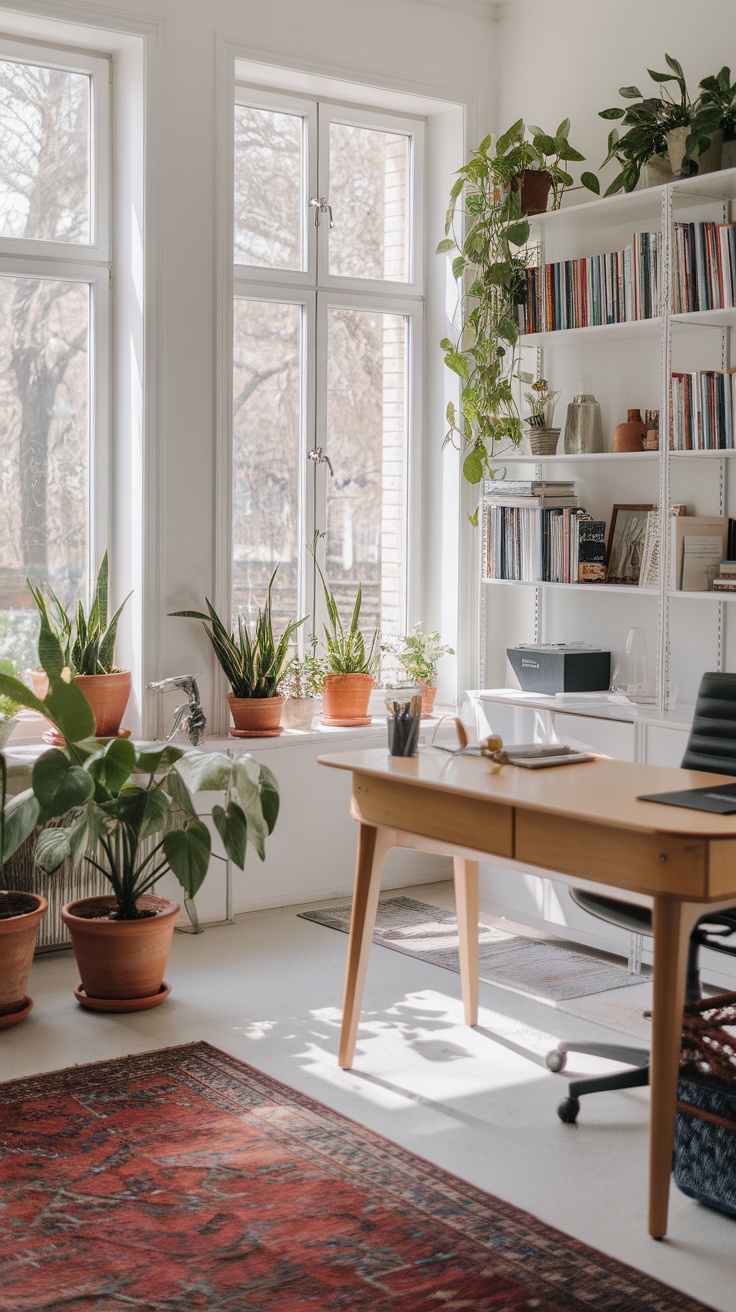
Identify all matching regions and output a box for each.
[61,894,179,1008]
[281,696,320,731]
[420,685,437,718]
[227,693,284,737]
[0,892,48,1027]
[41,670,132,743]
[511,169,552,215]
[321,673,374,726]
[612,409,646,453]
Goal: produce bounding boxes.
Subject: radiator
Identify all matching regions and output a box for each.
[5,821,109,952]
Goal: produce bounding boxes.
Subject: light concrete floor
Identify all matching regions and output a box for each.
[3,880,734,1311]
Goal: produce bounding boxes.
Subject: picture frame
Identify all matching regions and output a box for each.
[606,504,656,585]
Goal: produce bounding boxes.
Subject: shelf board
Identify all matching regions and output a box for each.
[484,579,658,595]
[670,448,736,458]
[488,451,659,465]
[528,187,664,239]
[671,166,736,206]
[669,590,736,601]
[520,317,662,346]
[672,307,736,329]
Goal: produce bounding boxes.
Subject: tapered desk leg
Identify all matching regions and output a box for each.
[648,896,700,1239]
[453,858,479,1027]
[338,823,393,1069]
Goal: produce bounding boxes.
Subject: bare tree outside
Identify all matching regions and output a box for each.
[0,58,91,670]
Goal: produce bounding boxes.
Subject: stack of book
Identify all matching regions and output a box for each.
[516,232,659,334]
[671,370,736,450]
[483,481,606,584]
[671,222,736,313]
[712,561,736,593]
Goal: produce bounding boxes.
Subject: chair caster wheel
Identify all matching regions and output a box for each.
[557,1097,580,1124]
[546,1048,566,1073]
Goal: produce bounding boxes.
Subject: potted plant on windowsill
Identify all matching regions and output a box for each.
[171,567,305,738]
[280,652,328,731]
[28,551,132,741]
[0,751,48,1028]
[381,625,454,718]
[309,545,378,726]
[593,55,722,195]
[0,621,279,1011]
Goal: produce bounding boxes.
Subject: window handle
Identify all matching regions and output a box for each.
[308,446,333,476]
[309,196,334,228]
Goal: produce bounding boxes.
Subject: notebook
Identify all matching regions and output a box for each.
[638,782,736,814]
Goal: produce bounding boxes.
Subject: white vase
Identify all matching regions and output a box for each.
[281,697,320,730]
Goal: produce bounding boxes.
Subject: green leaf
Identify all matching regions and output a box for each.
[599,107,625,120]
[618,85,643,99]
[498,317,518,345]
[212,801,247,870]
[452,255,467,281]
[506,220,530,247]
[32,750,95,818]
[557,143,585,162]
[89,737,137,795]
[163,819,211,899]
[468,507,479,528]
[231,759,269,859]
[556,117,571,139]
[34,826,72,874]
[174,749,234,796]
[535,133,556,156]
[136,743,185,774]
[258,763,280,835]
[647,68,673,84]
[166,768,198,819]
[463,449,485,485]
[604,169,627,196]
[444,351,469,381]
[436,238,455,253]
[665,53,685,81]
[580,171,601,194]
[495,117,525,156]
[2,790,40,863]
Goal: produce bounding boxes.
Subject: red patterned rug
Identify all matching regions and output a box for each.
[0,1042,714,1311]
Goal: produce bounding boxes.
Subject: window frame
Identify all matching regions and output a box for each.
[230,83,425,651]
[0,35,111,639]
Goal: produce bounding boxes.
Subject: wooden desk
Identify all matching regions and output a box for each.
[319,748,736,1239]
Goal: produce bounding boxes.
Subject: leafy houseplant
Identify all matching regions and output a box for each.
[382,626,454,717]
[0,621,279,1011]
[279,653,328,730]
[0,659,20,750]
[29,551,132,739]
[519,120,586,212]
[171,566,305,737]
[699,66,736,167]
[0,750,48,1027]
[309,543,378,726]
[594,55,722,195]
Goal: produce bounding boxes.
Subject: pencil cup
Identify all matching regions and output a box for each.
[387,714,420,757]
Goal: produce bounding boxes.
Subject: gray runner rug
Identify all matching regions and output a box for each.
[298,896,649,1002]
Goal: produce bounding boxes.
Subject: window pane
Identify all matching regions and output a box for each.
[329,123,410,282]
[234,104,304,271]
[0,277,89,669]
[325,308,407,645]
[233,299,302,634]
[0,60,90,244]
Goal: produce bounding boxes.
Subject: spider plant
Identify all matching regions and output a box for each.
[27,551,131,676]
[170,568,305,698]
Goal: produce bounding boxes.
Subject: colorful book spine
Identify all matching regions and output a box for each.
[516,233,659,334]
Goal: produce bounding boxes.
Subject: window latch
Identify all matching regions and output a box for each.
[308,446,334,476]
[309,196,334,228]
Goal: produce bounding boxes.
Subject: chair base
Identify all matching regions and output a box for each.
[547,1043,650,1123]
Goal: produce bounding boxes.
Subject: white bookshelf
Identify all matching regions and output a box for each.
[478,166,736,715]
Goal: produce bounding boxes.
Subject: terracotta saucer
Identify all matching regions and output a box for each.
[0,997,33,1028]
[229,727,284,738]
[43,728,131,745]
[74,981,172,1012]
[320,715,372,727]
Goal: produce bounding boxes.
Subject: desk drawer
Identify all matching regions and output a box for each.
[352,775,514,858]
[515,810,707,897]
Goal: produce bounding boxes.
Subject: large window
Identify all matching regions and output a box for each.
[232,89,423,646]
[0,40,109,669]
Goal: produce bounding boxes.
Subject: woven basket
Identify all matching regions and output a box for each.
[674,992,736,1216]
[526,427,560,457]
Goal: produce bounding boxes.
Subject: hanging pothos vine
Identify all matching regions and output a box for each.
[438,126,534,519]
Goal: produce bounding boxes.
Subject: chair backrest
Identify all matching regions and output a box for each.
[681,672,736,775]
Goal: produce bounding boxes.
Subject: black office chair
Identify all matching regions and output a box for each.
[546,671,736,1124]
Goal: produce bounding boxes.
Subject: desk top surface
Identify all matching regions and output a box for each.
[318,748,736,839]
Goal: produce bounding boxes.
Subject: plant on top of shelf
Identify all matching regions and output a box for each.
[27,551,132,739]
[522,377,560,430]
[308,538,378,726]
[521,120,587,211]
[594,55,721,195]
[698,66,736,158]
[0,619,280,1011]
[381,624,454,718]
[170,567,305,737]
